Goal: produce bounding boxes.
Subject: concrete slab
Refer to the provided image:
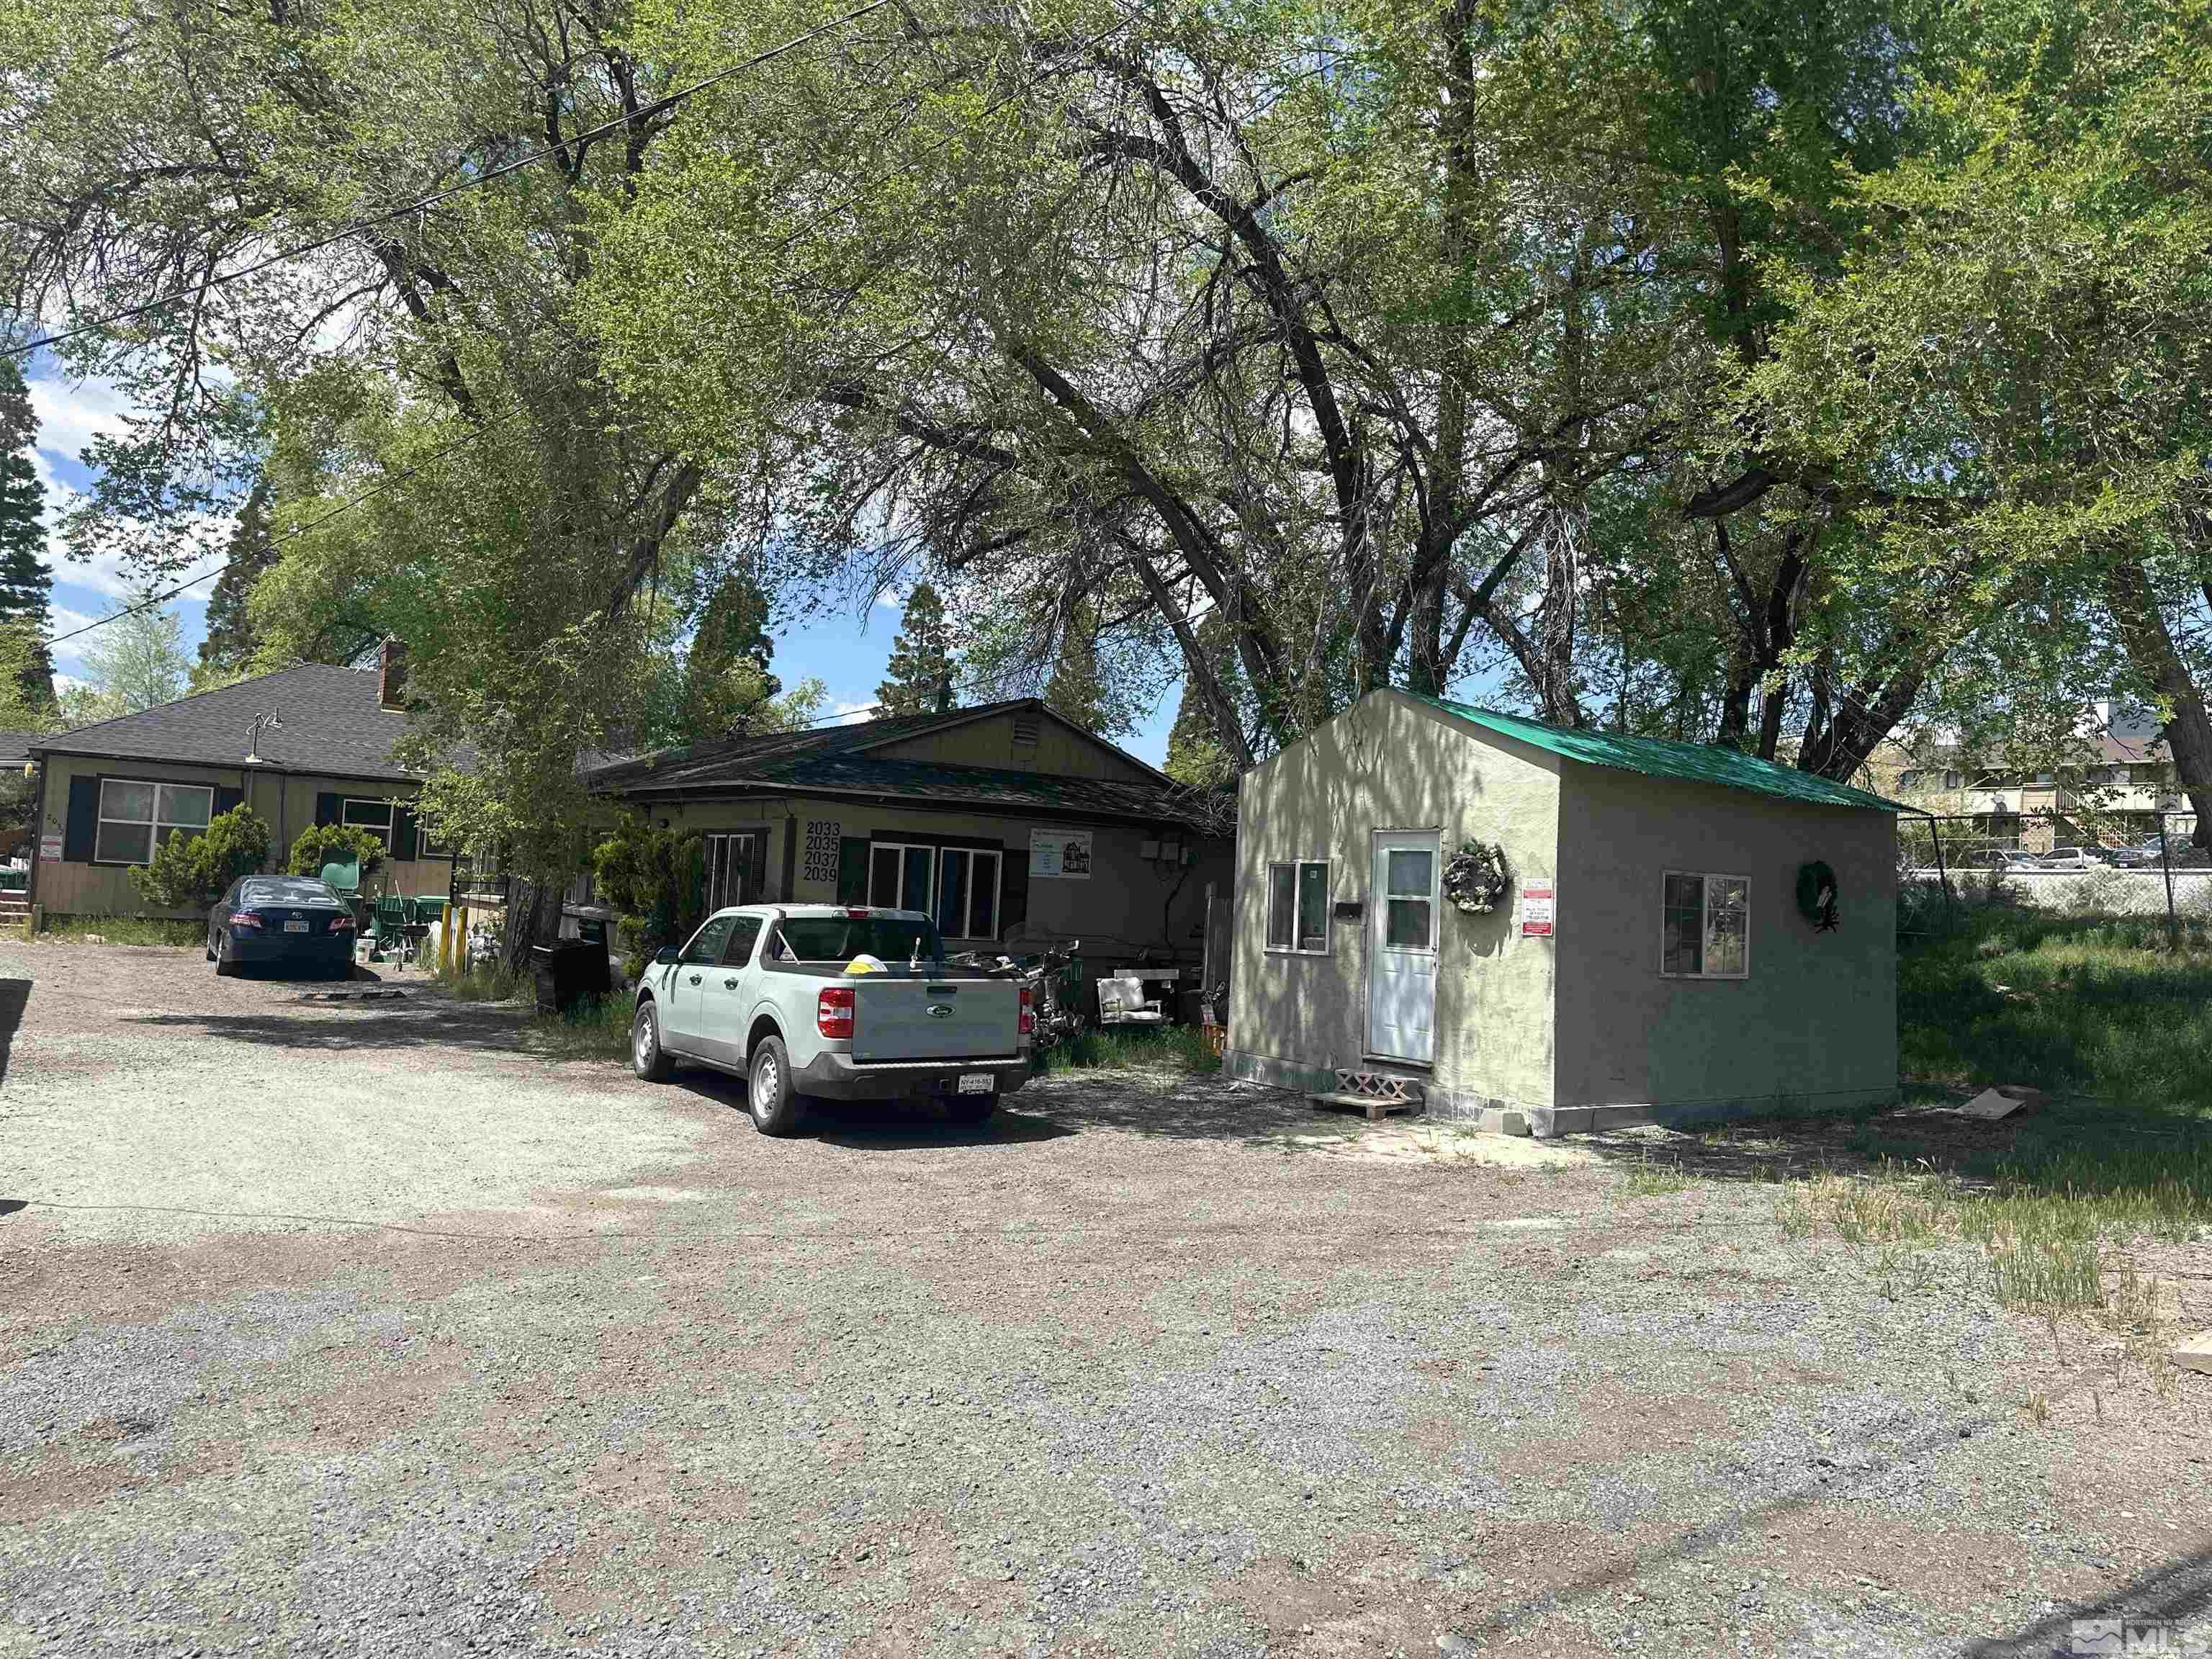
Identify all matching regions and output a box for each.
[1477,1107,1532,1138]
[2174,1331,2212,1377]
[1960,1087,2027,1122]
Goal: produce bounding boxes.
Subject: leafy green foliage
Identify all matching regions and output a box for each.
[876,583,956,717]
[286,822,387,882]
[590,811,705,958]
[0,358,54,716]
[63,588,189,724]
[127,806,271,909]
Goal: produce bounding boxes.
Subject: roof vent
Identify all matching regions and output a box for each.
[1012,713,1040,748]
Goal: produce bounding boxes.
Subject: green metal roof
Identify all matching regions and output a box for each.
[1410,693,1902,814]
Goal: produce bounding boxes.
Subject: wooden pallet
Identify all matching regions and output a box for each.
[1308,1091,1424,1122]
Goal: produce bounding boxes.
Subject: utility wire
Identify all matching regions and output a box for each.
[4,0,899,361]
[45,412,521,647]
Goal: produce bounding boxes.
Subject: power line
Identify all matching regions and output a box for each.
[5,0,899,361]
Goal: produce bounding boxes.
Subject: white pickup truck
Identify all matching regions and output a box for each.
[629,904,1032,1134]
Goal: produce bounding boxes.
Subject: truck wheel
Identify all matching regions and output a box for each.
[747,1035,807,1136]
[631,1002,675,1083]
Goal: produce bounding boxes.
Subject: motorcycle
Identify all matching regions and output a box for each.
[946,938,1087,1056]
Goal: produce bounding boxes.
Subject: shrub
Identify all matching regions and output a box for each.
[287,822,389,882]
[127,806,272,909]
[591,810,704,958]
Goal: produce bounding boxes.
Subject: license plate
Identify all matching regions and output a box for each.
[957,1072,994,1095]
[283,920,310,933]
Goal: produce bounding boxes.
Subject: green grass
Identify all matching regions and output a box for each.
[433,958,523,1003]
[1621,1152,1692,1196]
[35,915,204,948]
[1900,902,2212,1112]
[532,992,633,1060]
[1043,1022,1224,1076]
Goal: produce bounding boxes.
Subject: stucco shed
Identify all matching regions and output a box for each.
[1225,689,1901,1136]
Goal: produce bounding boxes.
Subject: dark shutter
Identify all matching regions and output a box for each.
[392,804,418,861]
[747,833,768,904]
[63,776,99,863]
[1000,843,1029,938]
[836,836,868,904]
[314,792,340,827]
[214,786,243,817]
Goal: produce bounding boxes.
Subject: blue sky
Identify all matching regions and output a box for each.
[27,364,1189,762]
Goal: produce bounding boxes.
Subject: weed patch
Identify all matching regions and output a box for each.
[37,915,204,948]
[1044,1024,1223,1076]
[533,994,632,1060]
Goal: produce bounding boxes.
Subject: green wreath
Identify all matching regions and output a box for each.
[1796,860,1840,932]
[1443,839,1509,914]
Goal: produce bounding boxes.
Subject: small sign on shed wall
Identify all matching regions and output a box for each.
[1519,881,1555,938]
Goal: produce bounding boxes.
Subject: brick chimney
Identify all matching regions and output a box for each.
[378,637,407,711]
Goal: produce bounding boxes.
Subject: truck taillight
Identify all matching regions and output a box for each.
[817,986,855,1039]
[1018,985,1035,1035]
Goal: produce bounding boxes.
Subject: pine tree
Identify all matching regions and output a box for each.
[875,583,957,716]
[678,570,783,740]
[195,477,277,683]
[1164,610,1241,788]
[1043,599,1107,732]
[0,359,55,716]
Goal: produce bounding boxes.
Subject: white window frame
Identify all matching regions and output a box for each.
[96,778,215,867]
[1659,870,1750,981]
[935,846,1003,940]
[341,798,396,850]
[704,830,761,912]
[1264,860,1331,955]
[867,840,936,913]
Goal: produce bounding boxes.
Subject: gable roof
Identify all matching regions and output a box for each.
[32,665,416,782]
[588,698,1220,831]
[586,696,1178,793]
[0,728,42,768]
[1406,692,1902,814]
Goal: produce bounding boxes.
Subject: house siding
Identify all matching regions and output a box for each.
[1551,763,1898,1124]
[649,794,1229,961]
[1225,691,1563,1115]
[867,710,1164,783]
[33,752,450,920]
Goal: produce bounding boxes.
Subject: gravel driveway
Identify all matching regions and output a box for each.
[1,940,2206,1658]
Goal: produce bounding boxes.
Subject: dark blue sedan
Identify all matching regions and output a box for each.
[208,876,358,979]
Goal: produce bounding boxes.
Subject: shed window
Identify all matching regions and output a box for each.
[97,780,212,866]
[868,842,935,912]
[1660,871,1749,979]
[1266,861,1329,953]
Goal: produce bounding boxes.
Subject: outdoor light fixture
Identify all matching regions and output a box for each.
[245,707,286,763]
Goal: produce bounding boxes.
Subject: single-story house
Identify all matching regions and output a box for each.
[587,698,1233,971]
[29,649,454,922]
[1226,688,1900,1135]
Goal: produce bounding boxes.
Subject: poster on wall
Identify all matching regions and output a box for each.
[1030,827,1093,879]
[1518,881,1555,938]
[38,833,60,863]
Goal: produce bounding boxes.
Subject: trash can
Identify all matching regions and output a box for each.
[531,938,610,1013]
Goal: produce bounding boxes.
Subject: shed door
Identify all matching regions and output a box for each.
[1367,831,1439,1063]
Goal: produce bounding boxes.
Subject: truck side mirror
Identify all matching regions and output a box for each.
[654,947,680,966]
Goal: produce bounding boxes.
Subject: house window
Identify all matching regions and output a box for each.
[936,847,1002,940]
[96,780,213,865]
[1898,769,1918,789]
[1943,770,1961,790]
[1266,861,1329,953]
[704,831,761,911]
[341,798,396,850]
[2113,766,2131,787]
[1660,871,1750,979]
[2033,770,2055,786]
[868,841,935,912]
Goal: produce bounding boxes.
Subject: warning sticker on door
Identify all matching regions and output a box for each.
[1519,882,1555,938]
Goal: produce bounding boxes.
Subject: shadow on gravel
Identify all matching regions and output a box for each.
[1964,1542,2212,1657]
[120,1001,531,1054]
[673,1069,1075,1148]
[0,976,25,1083]
[1025,1069,1346,1148]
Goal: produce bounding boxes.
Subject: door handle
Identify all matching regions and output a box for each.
[723,976,739,988]
[687,973,701,985]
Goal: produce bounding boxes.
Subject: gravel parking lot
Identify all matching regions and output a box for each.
[1,939,2207,1658]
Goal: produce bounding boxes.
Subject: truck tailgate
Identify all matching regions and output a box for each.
[850,978,1021,1062]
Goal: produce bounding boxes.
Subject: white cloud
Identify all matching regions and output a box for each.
[876,590,903,611]
[824,698,877,727]
[27,373,135,472]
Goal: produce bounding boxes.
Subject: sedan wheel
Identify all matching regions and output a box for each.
[213,932,238,977]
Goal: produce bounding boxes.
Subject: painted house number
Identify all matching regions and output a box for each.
[802,819,842,885]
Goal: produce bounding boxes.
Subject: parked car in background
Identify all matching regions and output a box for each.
[2107,842,2157,868]
[2038,846,2113,871]
[1996,850,2046,873]
[209,875,358,979]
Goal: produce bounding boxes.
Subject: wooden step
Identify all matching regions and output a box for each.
[1309,1091,1424,1122]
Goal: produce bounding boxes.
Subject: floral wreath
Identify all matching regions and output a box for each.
[1443,838,1509,914]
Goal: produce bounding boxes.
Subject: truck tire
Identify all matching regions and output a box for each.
[631,1001,675,1083]
[747,1034,808,1136]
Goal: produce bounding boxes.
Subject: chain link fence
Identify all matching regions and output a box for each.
[1899,809,2209,944]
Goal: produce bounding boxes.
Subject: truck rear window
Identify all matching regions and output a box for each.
[776,917,944,963]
